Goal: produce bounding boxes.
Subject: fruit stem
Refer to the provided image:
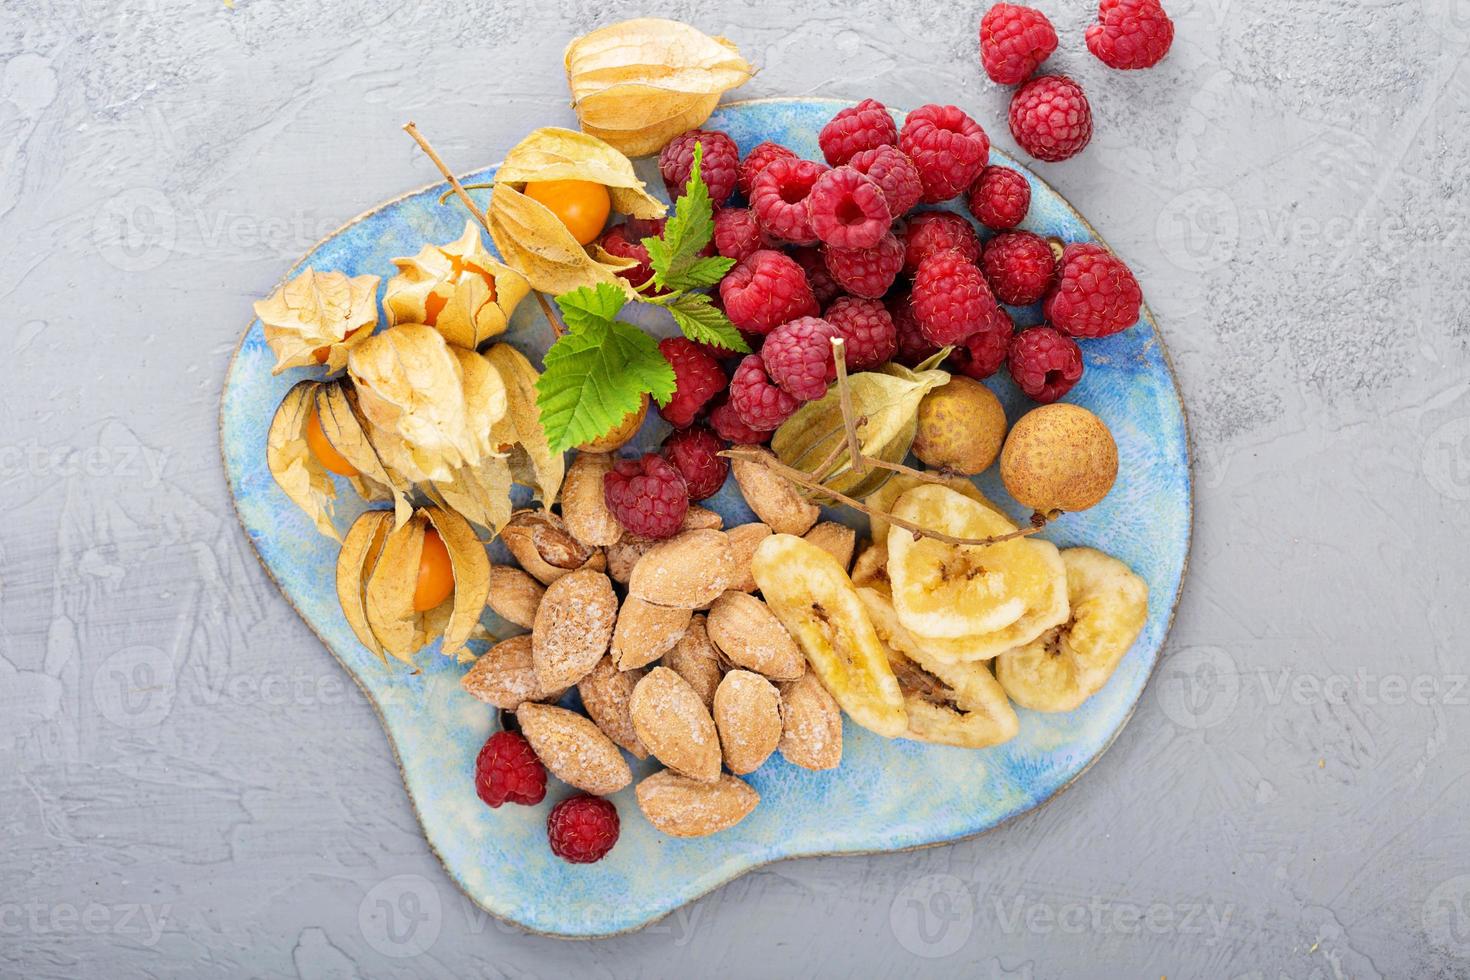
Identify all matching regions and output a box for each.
[534,292,565,338]
[831,339,866,476]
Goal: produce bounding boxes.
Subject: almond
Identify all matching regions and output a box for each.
[635,770,758,838]
[779,672,843,770]
[577,654,647,758]
[628,529,736,609]
[730,446,819,535]
[561,452,623,548]
[803,521,856,571]
[460,634,560,709]
[531,568,617,690]
[502,509,606,585]
[612,596,692,670]
[630,666,721,783]
[517,702,632,795]
[725,522,772,593]
[706,591,805,681]
[487,565,545,629]
[663,613,723,712]
[606,505,724,584]
[713,670,782,774]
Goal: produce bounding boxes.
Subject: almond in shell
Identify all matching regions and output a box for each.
[606,505,723,583]
[612,596,693,670]
[663,613,723,711]
[502,509,606,585]
[706,591,805,681]
[531,568,617,689]
[731,445,820,535]
[560,451,623,548]
[635,770,759,838]
[778,671,843,770]
[630,666,721,783]
[517,702,632,795]
[725,522,772,593]
[713,670,782,774]
[803,521,856,571]
[461,634,562,709]
[577,654,647,758]
[627,528,736,609]
[487,565,545,629]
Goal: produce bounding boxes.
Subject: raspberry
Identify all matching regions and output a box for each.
[911,249,1000,347]
[1008,325,1083,402]
[1044,242,1142,337]
[825,296,898,370]
[847,145,923,220]
[729,354,800,431]
[662,425,729,501]
[547,794,620,864]
[604,453,689,538]
[979,3,1059,84]
[898,104,990,203]
[719,249,820,336]
[707,393,771,444]
[887,289,941,367]
[750,157,828,245]
[713,207,764,262]
[806,166,891,249]
[599,223,657,294]
[763,316,840,401]
[738,141,798,198]
[967,165,1031,230]
[790,245,843,306]
[981,230,1056,306]
[950,306,1015,380]
[474,730,546,809]
[901,211,982,275]
[659,129,739,205]
[1009,75,1093,163]
[1086,0,1174,70]
[824,230,904,299]
[818,98,899,166]
[658,337,727,427]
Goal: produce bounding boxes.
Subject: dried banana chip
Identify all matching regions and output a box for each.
[383,221,530,350]
[255,268,379,374]
[865,472,1009,546]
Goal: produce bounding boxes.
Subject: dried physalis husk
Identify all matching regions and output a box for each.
[383,221,530,350]
[255,267,380,374]
[266,380,347,541]
[565,18,754,157]
[313,383,413,527]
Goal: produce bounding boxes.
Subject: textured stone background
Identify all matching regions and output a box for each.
[3,0,1469,976]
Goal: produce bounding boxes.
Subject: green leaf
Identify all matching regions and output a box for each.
[554,282,627,334]
[535,318,677,453]
[666,292,750,353]
[644,141,726,293]
[671,255,735,289]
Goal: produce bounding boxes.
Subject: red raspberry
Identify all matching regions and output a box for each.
[547,794,620,864]
[911,249,1001,347]
[662,425,729,501]
[750,157,829,245]
[474,730,546,809]
[979,3,1059,84]
[950,306,1015,380]
[1086,0,1174,70]
[719,249,820,336]
[713,207,764,262]
[825,296,897,370]
[599,223,657,293]
[818,98,899,166]
[1044,242,1142,337]
[790,245,843,306]
[847,145,923,220]
[763,316,840,401]
[806,166,891,249]
[887,289,941,367]
[901,211,982,275]
[707,393,771,444]
[659,129,739,205]
[898,104,990,203]
[738,141,798,198]
[657,337,727,427]
[1008,325,1083,402]
[604,453,689,538]
[1009,75,1093,163]
[981,230,1056,306]
[824,230,904,299]
[729,354,800,431]
[967,165,1031,230]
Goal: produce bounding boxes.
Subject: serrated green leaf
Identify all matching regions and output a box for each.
[666,292,750,353]
[671,255,735,289]
[645,142,725,293]
[535,318,677,453]
[555,282,627,333]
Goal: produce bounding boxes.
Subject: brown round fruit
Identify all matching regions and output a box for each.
[1000,403,1118,515]
[577,394,649,452]
[912,376,1007,475]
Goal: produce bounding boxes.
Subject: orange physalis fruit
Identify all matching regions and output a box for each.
[523,179,611,245]
[413,527,456,612]
[305,405,360,477]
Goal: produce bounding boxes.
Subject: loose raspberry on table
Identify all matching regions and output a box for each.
[738,141,798,198]
[790,245,843,306]
[657,337,727,428]
[1086,0,1174,70]
[659,129,739,205]
[818,98,899,166]
[1009,75,1093,162]
[604,453,690,539]
[967,165,1031,230]
[763,316,841,401]
[979,3,1059,84]
[981,230,1056,305]
[887,288,941,367]
[901,210,982,275]
[708,393,772,444]
[547,794,620,864]
[1008,325,1084,402]
[1044,242,1142,337]
[729,353,801,431]
[713,207,764,262]
[474,730,546,809]
[898,104,990,203]
[949,306,1014,380]
[911,248,1001,347]
[847,145,923,220]
[825,296,898,370]
[719,249,820,335]
[599,223,658,294]
[661,425,729,501]
[807,166,891,249]
[824,230,904,299]
[750,157,829,244]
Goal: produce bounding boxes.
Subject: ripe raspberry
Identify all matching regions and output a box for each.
[738,141,798,198]
[1086,0,1174,70]
[847,145,923,220]
[818,98,899,166]
[658,337,727,428]
[967,165,1031,230]
[911,249,1001,347]
[599,223,657,294]
[659,129,739,205]
[474,730,546,809]
[604,454,689,538]
[950,306,1015,380]
[979,3,1059,84]
[824,230,904,299]
[763,317,840,401]
[887,289,941,367]
[547,794,620,864]
[898,104,990,203]
[981,230,1056,306]
[661,426,729,501]
[719,249,820,336]
[1044,242,1142,337]
[750,157,829,245]
[713,207,764,262]
[807,166,891,249]
[1009,75,1093,163]
[707,393,771,445]
[825,296,897,370]
[790,245,843,306]
[901,211,982,275]
[1008,325,1083,402]
[729,354,800,431]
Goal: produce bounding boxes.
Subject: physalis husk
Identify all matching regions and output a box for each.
[383,221,530,350]
[255,268,380,374]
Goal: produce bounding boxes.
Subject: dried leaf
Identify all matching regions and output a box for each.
[484,343,565,505]
[255,268,379,374]
[495,127,664,219]
[488,183,640,298]
[336,510,393,659]
[265,380,342,541]
[383,221,530,350]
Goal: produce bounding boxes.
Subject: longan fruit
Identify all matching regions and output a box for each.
[1000,403,1118,515]
[912,377,1007,475]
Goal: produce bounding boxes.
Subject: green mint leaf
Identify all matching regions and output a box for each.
[554,282,626,334]
[645,141,722,292]
[666,292,750,353]
[535,317,676,453]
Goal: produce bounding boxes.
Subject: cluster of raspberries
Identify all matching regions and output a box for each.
[475,730,621,864]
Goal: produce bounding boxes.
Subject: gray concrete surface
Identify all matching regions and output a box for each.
[3,0,1468,976]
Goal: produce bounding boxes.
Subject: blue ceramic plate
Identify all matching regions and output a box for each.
[220,98,1191,938]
